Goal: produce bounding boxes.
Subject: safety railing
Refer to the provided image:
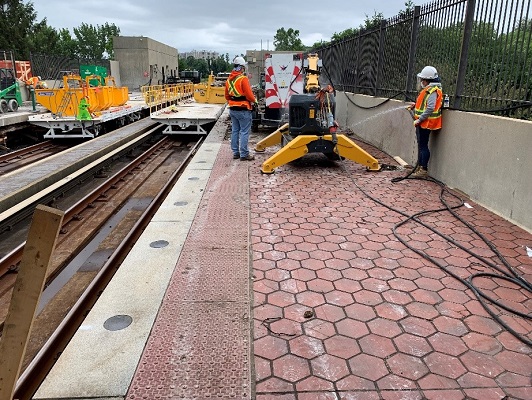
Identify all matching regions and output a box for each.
[141,82,194,113]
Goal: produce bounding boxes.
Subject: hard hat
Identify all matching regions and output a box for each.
[233,56,246,66]
[417,66,438,80]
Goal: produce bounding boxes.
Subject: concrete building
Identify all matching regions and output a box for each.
[113,36,179,91]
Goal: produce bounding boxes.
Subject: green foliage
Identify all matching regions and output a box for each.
[28,18,62,55]
[0,0,119,60]
[179,54,232,79]
[273,28,306,51]
[72,22,120,59]
[0,0,38,59]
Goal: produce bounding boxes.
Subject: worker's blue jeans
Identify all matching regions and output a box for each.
[229,108,252,158]
[416,126,431,168]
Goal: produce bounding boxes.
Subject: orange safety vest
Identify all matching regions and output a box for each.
[26,76,39,87]
[414,85,443,130]
[226,73,253,110]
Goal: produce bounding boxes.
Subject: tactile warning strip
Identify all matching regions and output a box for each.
[127,140,252,399]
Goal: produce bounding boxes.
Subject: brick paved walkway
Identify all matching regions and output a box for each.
[250,140,531,400]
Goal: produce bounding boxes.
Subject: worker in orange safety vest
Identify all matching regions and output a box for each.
[225,56,257,161]
[407,65,443,177]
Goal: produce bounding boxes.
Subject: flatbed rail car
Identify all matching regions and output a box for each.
[28,82,194,139]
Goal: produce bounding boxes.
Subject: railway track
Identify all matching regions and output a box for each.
[0,127,204,399]
[0,141,69,175]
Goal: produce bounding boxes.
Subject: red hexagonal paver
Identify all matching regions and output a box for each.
[393,333,432,357]
[382,289,414,306]
[387,354,429,380]
[280,278,307,294]
[359,333,397,358]
[462,332,503,354]
[424,352,467,379]
[311,354,351,381]
[349,354,389,381]
[400,317,437,337]
[272,354,311,382]
[463,315,503,335]
[303,318,336,339]
[268,290,296,308]
[433,316,469,337]
[314,303,346,322]
[325,290,354,306]
[291,268,317,282]
[336,318,370,339]
[375,302,408,321]
[428,332,468,356]
[459,350,505,378]
[301,258,326,271]
[494,350,532,376]
[289,335,325,360]
[345,303,377,321]
[255,335,289,360]
[307,278,335,293]
[367,318,403,338]
[296,291,326,307]
[334,277,362,293]
[324,335,361,359]
[353,290,384,306]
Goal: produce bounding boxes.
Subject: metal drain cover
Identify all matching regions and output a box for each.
[104,314,133,331]
[150,240,169,248]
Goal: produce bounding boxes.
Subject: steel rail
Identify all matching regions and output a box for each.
[0,125,163,277]
[0,141,53,164]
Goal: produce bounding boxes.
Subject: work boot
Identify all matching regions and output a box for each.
[233,154,240,159]
[413,167,428,177]
[240,154,255,161]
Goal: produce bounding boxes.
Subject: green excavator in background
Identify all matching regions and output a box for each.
[0,67,22,113]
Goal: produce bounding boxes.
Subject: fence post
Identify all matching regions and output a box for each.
[454,0,476,109]
[375,19,388,96]
[354,30,362,93]
[406,6,421,100]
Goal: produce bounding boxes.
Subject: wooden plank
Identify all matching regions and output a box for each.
[0,205,64,400]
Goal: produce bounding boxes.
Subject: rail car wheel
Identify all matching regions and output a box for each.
[8,99,18,112]
[0,99,8,113]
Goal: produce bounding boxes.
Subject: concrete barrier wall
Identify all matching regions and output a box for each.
[335,92,532,232]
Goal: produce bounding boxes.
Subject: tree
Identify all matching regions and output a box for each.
[273,28,306,51]
[29,18,62,55]
[57,27,77,58]
[0,0,39,59]
[72,22,120,59]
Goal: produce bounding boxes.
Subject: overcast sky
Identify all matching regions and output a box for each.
[31,0,412,57]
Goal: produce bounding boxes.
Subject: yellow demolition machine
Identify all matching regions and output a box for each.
[254,54,380,174]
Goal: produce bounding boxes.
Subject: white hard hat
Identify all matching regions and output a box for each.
[417,66,438,80]
[233,56,246,66]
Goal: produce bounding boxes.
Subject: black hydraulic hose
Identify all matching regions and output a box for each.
[345,91,412,109]
[334,155,531,346]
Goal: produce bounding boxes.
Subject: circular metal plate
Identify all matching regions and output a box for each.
[103,314,133,331]
[150,240,169,248]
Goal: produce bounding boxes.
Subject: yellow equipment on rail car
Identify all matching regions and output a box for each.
[254,54,380,174]
[193,73,227,104]
[35,74,129,118]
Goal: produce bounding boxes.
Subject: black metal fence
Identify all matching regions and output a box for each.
[29,53,110,83]
[315,0,531,120]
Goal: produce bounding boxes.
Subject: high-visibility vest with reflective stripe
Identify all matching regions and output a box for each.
[226,74,252,109]
[414,85,443,130]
